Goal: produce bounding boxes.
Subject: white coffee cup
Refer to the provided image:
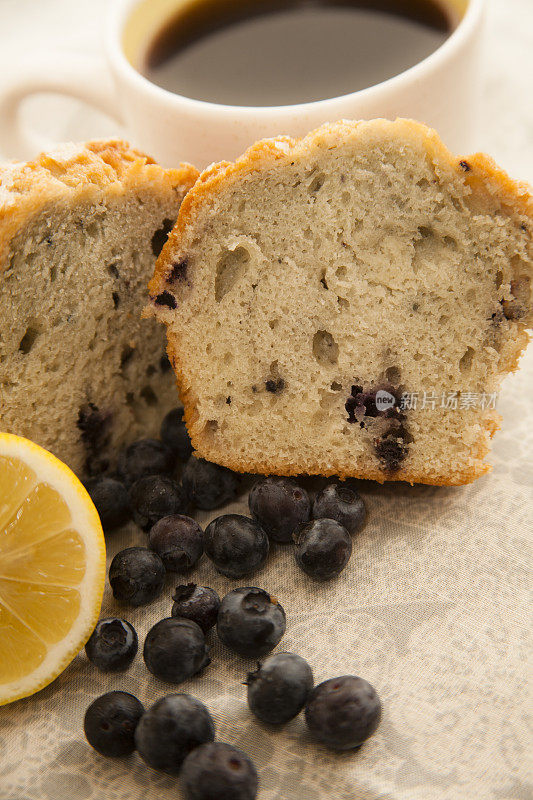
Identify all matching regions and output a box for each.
[0,0,484,168]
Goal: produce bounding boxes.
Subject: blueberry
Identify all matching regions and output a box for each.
[151,218,174,258]
[217,587,285,658]
[154,291,177,309]
[149,514,203,572]
[293,519,352,581]
[375,429,409,472]
[144,617,210,684]
[77,402,111,475]
[312,483,366,535]
[248,477,310,543]
[172,584,220,633]
[204,514,269,578]
[117,438,175,486]
[265,378,284,394]
[246,652,313,724]
[84,691,144,757]
[181,742,258,800]
[304,675,382,750]
[130,474,187,531]
[109,547,165,606]
[160,408,193,461]
[135,694,215,774]
[85,618,138,671]
[182,456,239,510]
[84,476,131,531]
[160,352,172,372]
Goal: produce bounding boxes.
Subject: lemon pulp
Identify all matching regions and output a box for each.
[0,436,105,704]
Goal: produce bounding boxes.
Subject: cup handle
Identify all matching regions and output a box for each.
[0,53,124,160]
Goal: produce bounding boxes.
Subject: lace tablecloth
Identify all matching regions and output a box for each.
[0,1,531,798]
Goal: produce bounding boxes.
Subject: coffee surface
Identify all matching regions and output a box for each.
[143,0,455,106]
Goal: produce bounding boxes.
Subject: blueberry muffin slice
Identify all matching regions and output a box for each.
[148,119,532,485]
[0,141,198,475]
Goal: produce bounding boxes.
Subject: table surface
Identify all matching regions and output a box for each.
[0,1,532,799]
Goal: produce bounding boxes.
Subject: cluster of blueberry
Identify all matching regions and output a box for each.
[84,691,258,799]
[82,408,378,797]
[85,664,381,800]
[84,407,238,533]
[249,477,366,580]
[85,584,285,683]
[85,407,367,586]
[84,607,381,800]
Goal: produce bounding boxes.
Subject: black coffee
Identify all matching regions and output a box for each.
[143,0,458,106]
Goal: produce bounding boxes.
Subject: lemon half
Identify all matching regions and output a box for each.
[0,433,105,705]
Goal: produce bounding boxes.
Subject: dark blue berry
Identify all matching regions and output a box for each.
[304,675,382,750]
[109,547,165,606]
[375,428,409,472]
[293,519,352,581]
[182,456,239,510]
[181,742,258,800]
[77,402,111,475]
[160,408,193,461]
[154,290,176,309]
[265,378,284,394]
[149,514,203,572]
[217,587,285,658]
[248,477,310,543]
[84,476,131,531]
[160,352,172,372]
[135,694,215,774]
[171,584,220,633]
[169,258,188,282]
[144,617,210,684]
[204,515,269,578]
[246,652,313,724]
[345,383,402,424]
[312,483,366,535]
[85,618,138,671]
[130,474,187,531]
[151,218,174,257]
[117,438,175,486]
[84,691,144,757]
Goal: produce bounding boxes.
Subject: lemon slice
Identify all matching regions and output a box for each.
[0,433,105,705]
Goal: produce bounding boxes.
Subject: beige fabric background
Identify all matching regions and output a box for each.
[0,1,532,798]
